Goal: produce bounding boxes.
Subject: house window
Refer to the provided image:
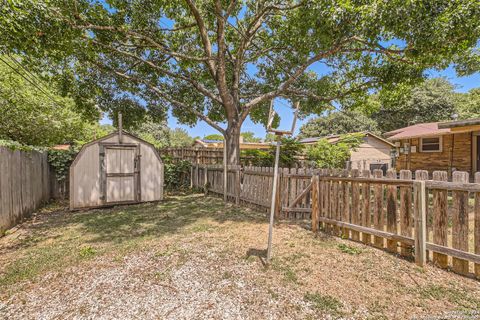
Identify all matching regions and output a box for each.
[420,137,442,152]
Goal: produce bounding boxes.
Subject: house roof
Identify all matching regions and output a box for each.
[438,118,480,129]
[298,132,394,147]
[384,122,451,141]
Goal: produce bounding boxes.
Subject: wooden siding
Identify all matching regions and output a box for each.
[395,133,473,176]
[70,133,163,209]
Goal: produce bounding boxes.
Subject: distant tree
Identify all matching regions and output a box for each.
[299,110,380,138]
[455,88,480,120]
[241,131,261,143]
[0,58,85,146]
[169,128,194,147]
[133,120,194,148]
[369,78,457,132]
[264,133,277,142]
[306,133,364,168]
[241,137,303,168]
[132,120,170,148]
[203,134,224,141]
[75,123,114,145]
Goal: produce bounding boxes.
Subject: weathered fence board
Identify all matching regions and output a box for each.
[193,164,480,277]
[0,147,51,234]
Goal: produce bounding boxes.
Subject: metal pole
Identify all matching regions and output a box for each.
[266,135,281,264]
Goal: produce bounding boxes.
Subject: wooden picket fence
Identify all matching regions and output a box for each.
[192,164,480,277]
[191,164,314,218]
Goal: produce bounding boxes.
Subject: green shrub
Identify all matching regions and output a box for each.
[48,146,79,181]
[241,137,303,168]
[163,157,191,191]
[306,133,364,169]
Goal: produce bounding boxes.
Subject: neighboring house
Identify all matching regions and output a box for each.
[299,132,394,172]
[192,136,271,150]
[385,118,480,176]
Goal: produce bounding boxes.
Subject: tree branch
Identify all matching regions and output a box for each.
[94,61,225,134]
[71,23,211,62]
[185,0,217,78]
[89,39,222,104]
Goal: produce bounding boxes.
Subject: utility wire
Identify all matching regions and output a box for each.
[0,55,65,109]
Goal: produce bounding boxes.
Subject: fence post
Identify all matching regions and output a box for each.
[475,172,480,279]
[235,166,241,205]
[414,180,427,267]
[311,175,319,232]
[204,165,208,195]
[386,169,398,253]
[452,171,469,275]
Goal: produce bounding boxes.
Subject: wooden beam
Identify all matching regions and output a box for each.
[317,216,415,245]
[414,180,427,267]
[287,182,313,209]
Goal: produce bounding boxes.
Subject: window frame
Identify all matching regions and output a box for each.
[419,136,443,153]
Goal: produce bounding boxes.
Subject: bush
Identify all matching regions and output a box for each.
[48,147,79,181]
[306,133,364,169]
[163,157,191,191]
[241,137,303,168]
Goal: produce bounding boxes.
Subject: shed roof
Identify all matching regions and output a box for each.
[72,130,162,167]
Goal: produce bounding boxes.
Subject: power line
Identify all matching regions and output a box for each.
[0,56,65,109]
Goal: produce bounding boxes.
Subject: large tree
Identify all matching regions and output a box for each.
[455,88,480,120]
[365,78,458,132]
[2,1,479,164]
[298,110,380,138]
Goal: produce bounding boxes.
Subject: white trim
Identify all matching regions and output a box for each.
[419,136,443,153]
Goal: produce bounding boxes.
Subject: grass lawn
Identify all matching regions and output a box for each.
[0,193,479,319]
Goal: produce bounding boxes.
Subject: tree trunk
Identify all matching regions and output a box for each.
[225,124,241,165]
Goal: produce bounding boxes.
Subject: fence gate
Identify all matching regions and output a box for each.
[100,144,140,204]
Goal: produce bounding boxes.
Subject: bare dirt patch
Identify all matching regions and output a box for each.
[1,194,479,319]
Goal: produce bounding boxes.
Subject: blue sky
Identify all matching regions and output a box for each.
[102,66,479,139]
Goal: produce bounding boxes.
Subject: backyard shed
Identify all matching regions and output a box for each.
[69,129,164,210]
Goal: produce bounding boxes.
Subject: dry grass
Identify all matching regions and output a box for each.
[0,193,479,319]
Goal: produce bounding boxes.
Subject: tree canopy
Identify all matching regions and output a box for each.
[2,1,479,163]
[0,57,85,146]
[298,110,380,138]
[366,78,457,132]
[455,88,480,120]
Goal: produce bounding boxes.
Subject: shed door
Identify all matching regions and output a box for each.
[102,146,139,203]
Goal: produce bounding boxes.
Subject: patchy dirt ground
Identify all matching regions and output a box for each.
[0,194,479,320]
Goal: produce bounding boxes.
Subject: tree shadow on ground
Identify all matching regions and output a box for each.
[1,193,267,252]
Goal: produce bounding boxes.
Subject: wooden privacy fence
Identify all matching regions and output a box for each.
[159,148,225,164]
[160,147,307,166]
[192,164,480,277]
[0,147,51,234]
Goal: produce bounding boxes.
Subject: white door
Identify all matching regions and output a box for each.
[103,146,139,203]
